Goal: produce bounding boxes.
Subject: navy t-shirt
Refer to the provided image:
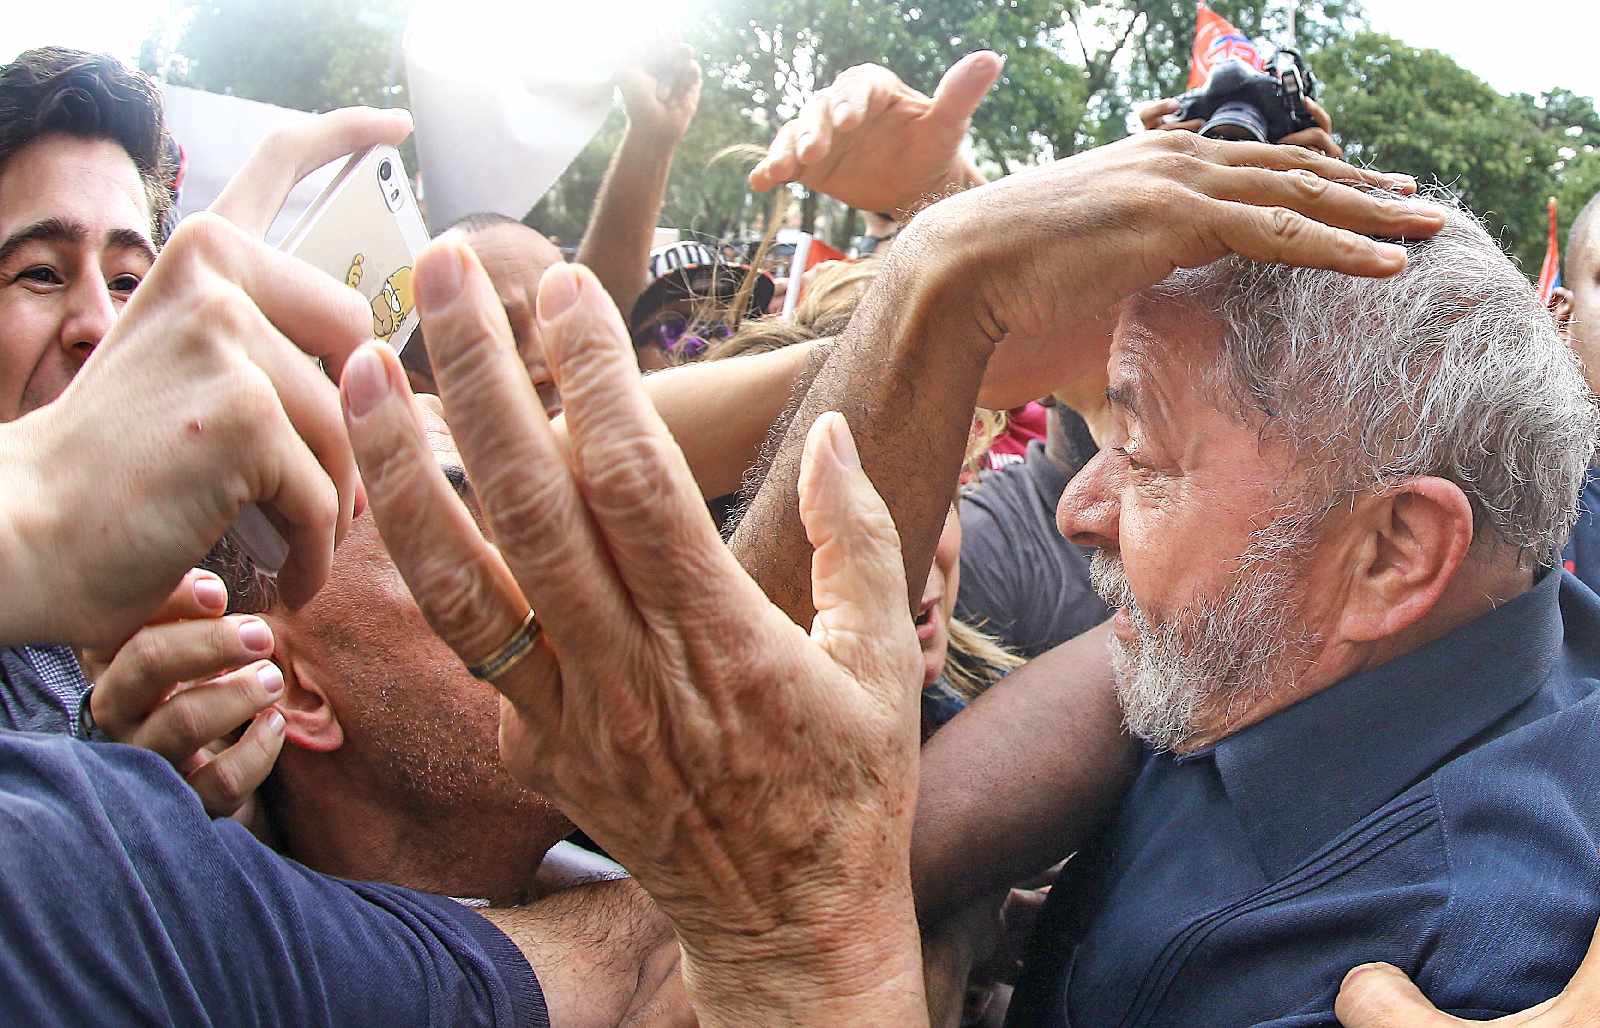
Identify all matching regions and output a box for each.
[0,732,547,1026]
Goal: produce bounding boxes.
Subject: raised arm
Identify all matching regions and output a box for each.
[578,45,701,320]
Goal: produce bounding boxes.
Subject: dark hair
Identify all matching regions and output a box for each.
[0,48,172,240]
[447,211,527,235]
[200,534,281,616]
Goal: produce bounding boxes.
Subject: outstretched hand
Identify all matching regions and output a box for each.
[342,241,930,1026]
[749,51,1002,216]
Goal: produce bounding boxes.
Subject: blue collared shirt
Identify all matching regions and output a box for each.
[1011,569,1600,1026]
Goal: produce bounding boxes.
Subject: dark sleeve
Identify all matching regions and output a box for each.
[0,732,546,1027]
[956,453,1109,659]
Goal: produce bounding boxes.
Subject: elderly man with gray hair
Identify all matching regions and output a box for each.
[725,123,1600,1020]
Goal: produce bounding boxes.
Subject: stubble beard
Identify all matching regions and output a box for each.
[1088,525,1322,753]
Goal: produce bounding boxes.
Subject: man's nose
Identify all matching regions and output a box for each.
[1057,448,1122,549]
[59,278,117,361]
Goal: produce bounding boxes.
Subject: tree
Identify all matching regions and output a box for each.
[144,0,411,114]
[1315,31,1598,273]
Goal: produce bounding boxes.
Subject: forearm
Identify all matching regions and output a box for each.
[911,623,1138,923]
[645,340,822,498]
[578,125,678,318]
[483,878,680,1028]
[729,222,992,623]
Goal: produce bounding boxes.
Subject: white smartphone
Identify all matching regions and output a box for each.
[280,144,430,353]
[227,145,430,578]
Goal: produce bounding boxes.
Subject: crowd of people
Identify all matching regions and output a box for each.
[2,32,1600,1027]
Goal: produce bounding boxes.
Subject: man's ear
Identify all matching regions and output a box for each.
[1551,286,1575,343]
[272,638,344,754]
[1338,477,1474,643]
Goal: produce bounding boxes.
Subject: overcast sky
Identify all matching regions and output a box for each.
[6,1,1598,106]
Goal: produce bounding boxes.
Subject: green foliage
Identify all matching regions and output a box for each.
[150,0,410,112]
[1316,31,1600,273]
[140,0,1599,278]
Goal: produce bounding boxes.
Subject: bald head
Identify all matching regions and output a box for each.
[1564,192,1600,391]
[419,214,565,413]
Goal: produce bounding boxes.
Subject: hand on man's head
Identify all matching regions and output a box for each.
[905,131,1446,408]
[342,238,931,1025]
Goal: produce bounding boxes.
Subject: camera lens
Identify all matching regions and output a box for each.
[379,160,393,182]
[1201,100,1270,143]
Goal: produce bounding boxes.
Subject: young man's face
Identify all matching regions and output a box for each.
[0,133,155,421]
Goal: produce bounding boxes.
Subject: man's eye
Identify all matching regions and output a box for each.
[109,274,141,295]
[1112,444,1149,471]
[16,266,61,285]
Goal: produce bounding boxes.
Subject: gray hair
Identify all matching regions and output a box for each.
[1151,189,1599,561]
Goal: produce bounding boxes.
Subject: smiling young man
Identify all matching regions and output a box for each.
[0,47,168,736]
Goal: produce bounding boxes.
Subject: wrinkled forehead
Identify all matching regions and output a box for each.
[1110,292,1228,402]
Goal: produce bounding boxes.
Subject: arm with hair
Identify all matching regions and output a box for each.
[483,879,689,1028]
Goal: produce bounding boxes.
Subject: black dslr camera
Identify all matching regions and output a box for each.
[1174,49,1318,144]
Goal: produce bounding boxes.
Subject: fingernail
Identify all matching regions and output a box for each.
[238,618,273,653]
[539,265,581,321]
[266,709,286,735]
[1375,241,1407,266]
[194,575,227,610]
[798,131,815,151]
[825,412,861,470]
[1387,173,1417,192]
[256,662,284,696]
[343,344,391,418]
[416,239,466,310]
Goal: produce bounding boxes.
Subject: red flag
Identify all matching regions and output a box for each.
[1189,3,1264,89]
[1536,196,1562,303]
[804,237,846,270]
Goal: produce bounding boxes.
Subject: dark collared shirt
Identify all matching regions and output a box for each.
[1011,569,1600,1026]
[1561,468,1600,593]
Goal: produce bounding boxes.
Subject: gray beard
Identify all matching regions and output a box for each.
[1088,527,1320,753]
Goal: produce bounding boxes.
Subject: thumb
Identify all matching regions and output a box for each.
[798,412,920,697]
[931,51,1003,128]
[1334,963,1464,1028]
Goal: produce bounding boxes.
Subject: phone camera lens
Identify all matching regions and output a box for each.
[379,160,393,182]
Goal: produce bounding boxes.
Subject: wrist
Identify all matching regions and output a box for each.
[889,202,1004,356]
[677,891,927,1027]
[620,118,685,161]
[0,410,65,644]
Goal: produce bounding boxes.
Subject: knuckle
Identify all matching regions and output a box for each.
[479,464,570,553]
[166,212,236,265]
[169,696,212,751]
[575,433,679,522]
[202,759,248,812]
[1269,206,1305,241]
[417,559,503,657]
[1286,167,1329,199]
